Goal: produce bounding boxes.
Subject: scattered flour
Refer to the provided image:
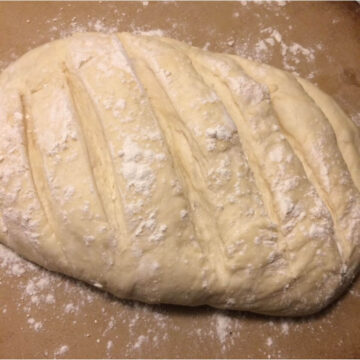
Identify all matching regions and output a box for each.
[266,336,273,347]
[215,312,232,344]
[27,317,43,332]
[133,335,148,350]
[0,228,356,358]
[64,303,78,313]
[281,322,289,335]
[54,345,69,357]
[0,243,36,276]
[249,27,316,75]
[0,1,359,358]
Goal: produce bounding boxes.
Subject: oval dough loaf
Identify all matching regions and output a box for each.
[0,32,359,316]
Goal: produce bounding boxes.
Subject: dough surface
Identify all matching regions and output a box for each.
[0,32,359,316]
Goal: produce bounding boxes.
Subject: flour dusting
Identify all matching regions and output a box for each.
[0,1,359,358]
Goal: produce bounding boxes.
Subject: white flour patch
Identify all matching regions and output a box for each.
[54,344,69,357]
[27,317,43,332]
[133,335,148,350]
[215,313,232,344]
[281,321,290,335]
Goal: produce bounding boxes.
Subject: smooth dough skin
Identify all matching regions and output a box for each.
[0,32,359,316]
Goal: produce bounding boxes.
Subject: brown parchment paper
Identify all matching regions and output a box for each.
[0,1,360,358]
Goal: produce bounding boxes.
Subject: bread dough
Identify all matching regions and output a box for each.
[0,32,359,316]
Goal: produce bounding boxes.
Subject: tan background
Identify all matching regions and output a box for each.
[0,1,360,358]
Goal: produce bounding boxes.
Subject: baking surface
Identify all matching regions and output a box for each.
[0,1,360,358]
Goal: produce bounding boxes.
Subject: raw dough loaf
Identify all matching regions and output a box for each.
[0,32,359,316]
